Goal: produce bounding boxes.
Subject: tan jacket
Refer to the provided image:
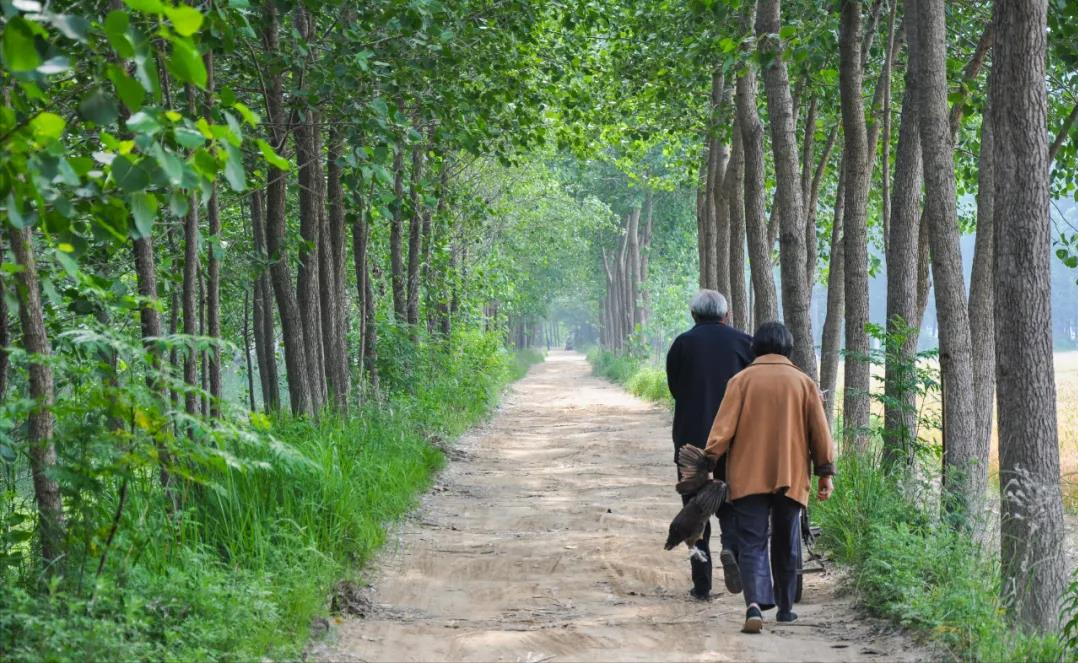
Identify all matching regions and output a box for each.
[704,355,836,507]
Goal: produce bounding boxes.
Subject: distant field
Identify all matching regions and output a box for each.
[834,352,1078,510]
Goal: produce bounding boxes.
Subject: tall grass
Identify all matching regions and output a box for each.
[588,348,671,405]
[0,330,541,662]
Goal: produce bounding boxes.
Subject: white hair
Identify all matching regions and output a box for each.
[690,289,728,320]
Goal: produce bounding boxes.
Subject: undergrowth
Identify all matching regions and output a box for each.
[0,330,541,662]
[587,348,671,405]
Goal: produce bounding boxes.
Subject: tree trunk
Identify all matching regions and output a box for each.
[640,189,654,327]
[882,57,924,469]
[757,0,817,380]
[261,5,311,416]
[250,189,280,411]
[294,107,327,412]
[968,100,996,494]
[914,0,980,516]
[628,206,643,329]
[390,142,407,321]
[182,86,200,419]
[406,138,424,326]
[352,184,379,392]
[839,0,872,451]
[0,248,7,401]
[696,154,709,288]
[990,0,1066,631]
[324,136,350,410]
[726,113,749,332]
[820,160,846,425]
[880,0,897,251]
[735,6,778,326]
[205,53,221,415]
[6,226,65,568]
[244,288,256,412]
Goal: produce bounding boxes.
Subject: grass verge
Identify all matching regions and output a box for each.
[0,332,543,662]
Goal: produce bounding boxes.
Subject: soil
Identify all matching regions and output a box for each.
[309,351,930,662]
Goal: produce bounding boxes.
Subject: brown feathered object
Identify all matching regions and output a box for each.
[675,444,716,495]
[664,480,728,562]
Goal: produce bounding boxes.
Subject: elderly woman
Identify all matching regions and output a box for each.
[704,321,836,633]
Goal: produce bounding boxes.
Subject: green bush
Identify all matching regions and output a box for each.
[588,349,671,406]
[814,455,1067,662]
[0,329,532,663]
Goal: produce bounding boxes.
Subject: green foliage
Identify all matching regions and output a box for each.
[0,331,526,662]
[814,455,1067,662]
[588,348,671,406]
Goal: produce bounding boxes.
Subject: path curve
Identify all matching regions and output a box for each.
[312,352,924,662]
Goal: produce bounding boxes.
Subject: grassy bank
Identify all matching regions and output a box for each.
[0,332,542,662]
[587,348,671,406]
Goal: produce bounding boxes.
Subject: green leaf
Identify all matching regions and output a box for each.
[222,142,246,191]
[169,190,189,217]
[174,126,205,149]
[5,194,28,229]
[192,148,218,178]
[107,65,145,112]
[30,112,65,143]
[152,144,185,186]
[104,11,135,59]
[54,251,80,278]
[129,192,158,239]
[223,111,244,142]
[51,14,90,42]
[232,101,259,126]
[78,90,119,126]
[257,139,290,171]
[165,6,204,37]
[166,38,207,88]
[111,155,150,192]
[38,56,70,75]
[126,110,161,135]
[2,17,41,72]
[124,0,165,13]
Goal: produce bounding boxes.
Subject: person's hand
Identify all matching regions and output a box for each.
[816,475,834,502]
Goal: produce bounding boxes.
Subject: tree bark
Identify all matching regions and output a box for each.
[0,247,7,401]
[406,137,425,327]
[820,159,846,425]
[727,113,749,332]
[990,0,1066,631]
[324,136,350,410]
[882,56,924,469]
[6,226,65,569]
[914,0,980,516]
[261,5,311,416]
[839,0,872,451]
[968,99,996,497]
[390,141,407,321]
[757,0,817,379]
[734,5,778,326]
[250,189,280,411]
[205,53,221,415]
[293,106,327,412]
[182,85,200,419]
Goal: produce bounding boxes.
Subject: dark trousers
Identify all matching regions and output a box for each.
[731,492,802,612]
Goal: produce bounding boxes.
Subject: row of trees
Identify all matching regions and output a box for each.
[581,0,1077,632]
[1,0,616,595]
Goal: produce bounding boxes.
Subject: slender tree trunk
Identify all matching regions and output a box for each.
[839,0,872,450]
[882,62,924,469]
[261,5,311,416]
[244,289,256,412]
[323,137,350,409]
[390,142,407,320]
[735,7,778,325]
[250,189,280,411]
[820,160,846,425]
[640,189,654,326]
[628,206,642,329]
[406,139,424,326]
[182,86,200,419]
[914,0,980,515]
[294,108,327,412]
[0,248,7,401]
[727,113,749,332]
[205,54,221,415]
[6,226,64,568]
[696,154,709,288]
[880,0,897,250]
[990,0,1066,630]
[757,0,817,379]
[199,268,208,418]
[968,100,996,493]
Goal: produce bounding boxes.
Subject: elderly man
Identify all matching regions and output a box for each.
[666,289,759,601]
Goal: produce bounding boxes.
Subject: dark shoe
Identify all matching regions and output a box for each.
[689,588,711,601]
[719,549,742,594]
[742,606,764,633]
[776,610,798,623]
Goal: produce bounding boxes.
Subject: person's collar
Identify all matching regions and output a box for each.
[692,317,724,326]
[752,354,793,366]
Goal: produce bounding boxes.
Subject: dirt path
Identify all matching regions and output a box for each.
[311,352,926,662]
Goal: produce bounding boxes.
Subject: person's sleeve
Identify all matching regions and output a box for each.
[805,381,836,476]
[704,378,743,461]
[666,338,681,400]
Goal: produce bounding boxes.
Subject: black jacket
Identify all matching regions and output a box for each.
[666,320,754,476]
